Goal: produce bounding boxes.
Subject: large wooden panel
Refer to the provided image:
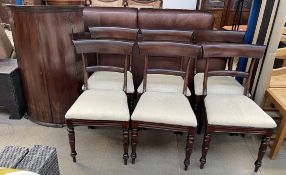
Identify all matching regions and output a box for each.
[7,5,84,125]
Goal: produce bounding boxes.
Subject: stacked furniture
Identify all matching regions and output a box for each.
[66,26,276,172]
[263,24,286,159]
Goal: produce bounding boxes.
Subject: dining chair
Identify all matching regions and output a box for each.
[131,41,201,170]
[136,30,194,96]
[65,39,134,165]
[262,29,286,159]
[199,43,277,172]
[193,30,245,133]
[88,27,138,109]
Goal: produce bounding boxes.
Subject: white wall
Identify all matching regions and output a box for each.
[163,0,197,10]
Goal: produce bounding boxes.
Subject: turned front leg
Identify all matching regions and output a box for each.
[122,123,129,165]
[255,135,271,172]
[200,131,212,169]
[131,127,138,164]
[67,122,77,163]
[184,129,195,171]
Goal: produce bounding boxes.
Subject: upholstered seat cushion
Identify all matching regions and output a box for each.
[204,95,277,128]
[87,71,134,93]
[131,92,197,127]
[194,73,244,95]
[137,74,191,96]
[65,90,129,121]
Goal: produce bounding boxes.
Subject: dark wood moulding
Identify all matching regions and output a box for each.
[6,5,84,126]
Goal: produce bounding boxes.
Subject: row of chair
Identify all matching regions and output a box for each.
[65,29,276,172]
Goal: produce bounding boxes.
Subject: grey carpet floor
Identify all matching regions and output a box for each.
[0,109,285,175]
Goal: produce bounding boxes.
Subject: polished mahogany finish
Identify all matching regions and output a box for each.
[140,29,193,43]
[7,5,84,125]
[89,27,138,40]
[199,43,271,172]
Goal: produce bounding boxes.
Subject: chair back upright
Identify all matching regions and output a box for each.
[138,41,201,96]
[72,39,134,92]
[202,43,266,96]
[194,30,245,74]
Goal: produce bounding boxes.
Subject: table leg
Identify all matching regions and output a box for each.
[270,113,286,159]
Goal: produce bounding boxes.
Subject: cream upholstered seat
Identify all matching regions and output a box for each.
[132,92,197,127]
[194,73,244,95]
[65,90,129,121]
[137,74,191,96]
[204,95,276,128]
[88,71,134,93]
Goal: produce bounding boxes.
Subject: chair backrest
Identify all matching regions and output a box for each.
[140,29,194,43]
[138,41,201,96]
[194,30,245,44]
[73,39,134,92]
[194,30,245,74]
[202,43,266,96]
[89,27,138,41]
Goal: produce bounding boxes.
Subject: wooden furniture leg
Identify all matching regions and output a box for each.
[122,123,129,165]
[270,113,286,159]
[255,135,271,172]
[131,126,138,164]
[184,129,195,170]
[200,130,212,169]
[67,122,77,163]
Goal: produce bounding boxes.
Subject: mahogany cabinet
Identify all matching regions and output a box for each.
[7,5,84,126]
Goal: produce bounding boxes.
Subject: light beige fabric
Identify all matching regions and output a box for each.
[65,90,129,121]
[91,0,124,7]
[128,0,162,8]
[132,92,197,127]
[204,95,277,128]
[87,71,134,93]
[194,73,244,95]
[0,26,13,59]
[137,74,191,96]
